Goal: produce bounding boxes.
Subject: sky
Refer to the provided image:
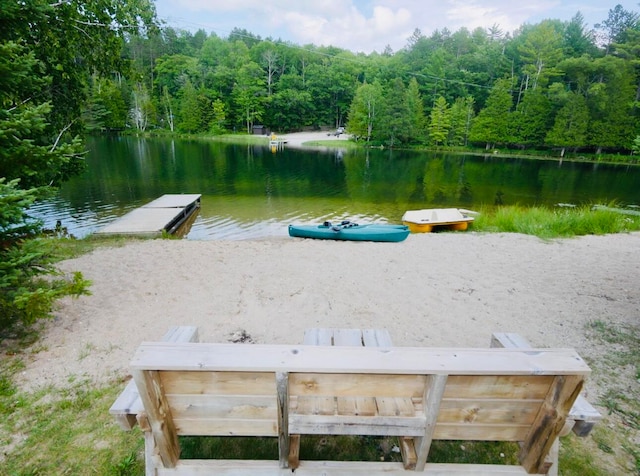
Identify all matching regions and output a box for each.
[153,0,640,54]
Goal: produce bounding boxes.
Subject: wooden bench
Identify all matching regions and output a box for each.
[112,327,596,475]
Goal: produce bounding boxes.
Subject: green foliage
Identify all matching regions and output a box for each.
[83,76,128,132]
[469,78,513,149]
[511,87,552,147]
[380,77,410,147]
[348,81,384,142]
[428,96,451,146]
[0,40,85,188]
[0,181,91,337]
[516,20,564,89]
[472,204,640,238]
[448,96,475,147]
[545,91,589,155]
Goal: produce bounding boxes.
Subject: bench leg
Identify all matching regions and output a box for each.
[545,438,560,476]
[144,430,157,476]
[288,434,301,469]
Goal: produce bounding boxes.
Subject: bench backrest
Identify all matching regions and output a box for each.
[131,342,589,474]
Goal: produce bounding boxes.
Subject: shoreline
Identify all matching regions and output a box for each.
[14,231,640,397]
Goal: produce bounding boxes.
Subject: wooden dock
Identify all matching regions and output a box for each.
[96,194,201,237]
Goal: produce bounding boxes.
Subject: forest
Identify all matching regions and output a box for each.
[2,0,640,331]
[77,4,640,158]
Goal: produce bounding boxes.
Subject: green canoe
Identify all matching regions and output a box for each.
[288,221,409,243]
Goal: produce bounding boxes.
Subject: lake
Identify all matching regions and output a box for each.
[30,136,640,240]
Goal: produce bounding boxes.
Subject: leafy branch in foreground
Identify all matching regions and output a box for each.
[0,179,91,339]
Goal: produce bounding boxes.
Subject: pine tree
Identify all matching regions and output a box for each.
[545,92,589,157]
[428,96,451,146]
[469,78,513,149]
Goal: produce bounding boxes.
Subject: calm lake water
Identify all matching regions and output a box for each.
[30,136,640,240]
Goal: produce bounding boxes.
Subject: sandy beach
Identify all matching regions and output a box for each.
[276,130,351,147]
[15,231,640,401]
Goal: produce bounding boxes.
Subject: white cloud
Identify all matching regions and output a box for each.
[154,0,640,53]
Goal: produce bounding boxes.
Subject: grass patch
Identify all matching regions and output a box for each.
[0,363,144,476]
[584,320,640,472]
[302,139,359,149]
[472,204,640,238]
[558,434,605,476]
[44,234,152,261]
[208,133,270,145]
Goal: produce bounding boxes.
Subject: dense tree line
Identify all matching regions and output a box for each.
[82,5,640,156]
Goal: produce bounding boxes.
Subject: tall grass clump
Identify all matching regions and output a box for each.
[472,205,640,238]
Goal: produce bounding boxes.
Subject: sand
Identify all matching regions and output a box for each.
[276,130,351,147]
[14,231,640,401]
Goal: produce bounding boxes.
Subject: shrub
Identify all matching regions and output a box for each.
[0,179,91,339]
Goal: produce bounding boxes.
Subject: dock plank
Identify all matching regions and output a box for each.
[143,194,202,208]
[96,194,201,237]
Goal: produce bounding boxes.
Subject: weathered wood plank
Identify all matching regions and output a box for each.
[276,372,290,468]
[167,394,276,420]
[131,343,591,376]
[399,436,417,470]
[443,375,553,400]
[289,414,426,436]
[519,374,584,473]
[362,329,393,347]
[288,434,301,469]
[415,374,448,471]
[289,373,426,397]
[293,328,401,469]
[171,418,277,436]
[333,328,363,346]
[143,194,201,208]
[336,396,377,416]
[294,396,336,415]
[432,423,530,441]
[303,328,393,347]
[437,398,541,425]
[133,369,181,468]
[154,459,530,475]
[376,396,415,417]
[303,328,333,345]
[161,370,275,395]
[110,326,199,430]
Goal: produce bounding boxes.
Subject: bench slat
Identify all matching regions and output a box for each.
[362,329,393,347]
[290,373,426,397]
[155,459,530,475]
[168,394,276,420]
[173,418,277,436]
[162,370,275,395]
[131,343,591,376]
